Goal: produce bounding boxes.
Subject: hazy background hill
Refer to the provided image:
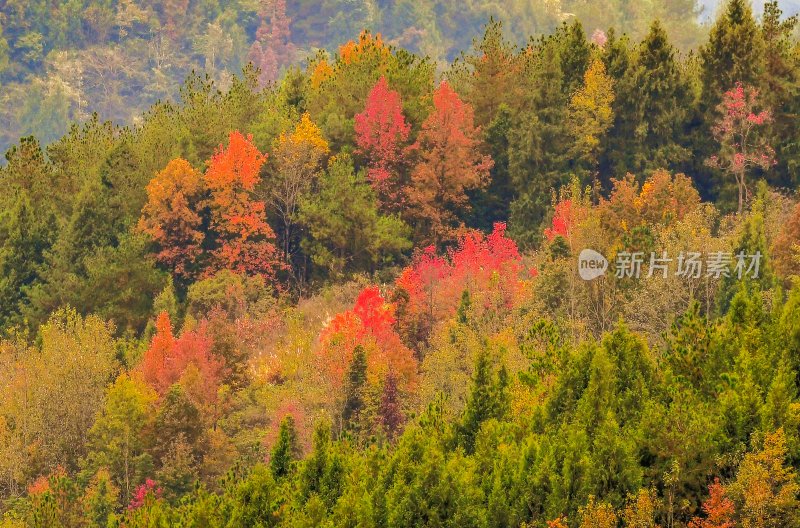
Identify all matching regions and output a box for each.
[0,0,796,154]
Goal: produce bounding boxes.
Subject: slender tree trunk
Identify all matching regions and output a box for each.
[736,169,745,215]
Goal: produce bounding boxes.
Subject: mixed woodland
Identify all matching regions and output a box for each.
[1,0,800,526]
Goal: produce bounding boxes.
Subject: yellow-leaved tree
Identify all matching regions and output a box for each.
[267,113,330,265]
[568,58,615,172]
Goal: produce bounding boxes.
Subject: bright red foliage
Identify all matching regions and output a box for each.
[318,286,416,391]
[706,82,776,214]
[205,131,284,280]
[544,200,572,241]
[354,76,411,207]
[128,479,162,510]
[405,81,493,245]
[395,222,524,338]
[139,312,224,403]
[688,478,735,528]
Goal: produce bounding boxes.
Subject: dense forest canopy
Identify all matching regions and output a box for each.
[0,0,786,153]
[1,0,800,526]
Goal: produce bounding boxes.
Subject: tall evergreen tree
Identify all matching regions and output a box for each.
[0,192,56,328]
[459,347,508,453]
[467,104,514,230]
[508,38,570,247]
[609,20,690,176]
[700,0,764,110]
[270,415,300,479]
[342,345,368,433]
[760,1,800,187]
[558,21,591,97]
[454,18,522,129]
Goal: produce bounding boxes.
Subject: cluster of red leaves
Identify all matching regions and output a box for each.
[544,199,572,241]
[354,76,411,206]
[318,286,417,391]
[128,479,162,510]
[139,312,224,404]
[395,222,524,329]
[688,478,735,528]
[707,82,775,173]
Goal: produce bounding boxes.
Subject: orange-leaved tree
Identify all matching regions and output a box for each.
[139,312,223,405]
[405,81,493,245]
[688,478,735,528]
[204,131,283,281]
[138,158,206,279]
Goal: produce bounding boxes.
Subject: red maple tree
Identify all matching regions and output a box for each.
[395,222,524,341]
[405,81,493,245]
[544,200,572,242]
[128,479,162,510]
[354,76,411,208]
[318,286,417,392]
[688,478,736,528]
[139,312,224,404]
[706,82,776,214]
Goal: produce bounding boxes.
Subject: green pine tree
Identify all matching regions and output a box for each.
[459,347,508,453]
[342,345,368,433]
[700,0,764,109]
[508,37,570,248]
[609,20,690,176]
[271,415,300,479]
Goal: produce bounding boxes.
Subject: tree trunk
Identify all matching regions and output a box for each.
[737,171,745,215]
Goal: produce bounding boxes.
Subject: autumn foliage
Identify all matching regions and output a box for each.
[355,76,411,207]
[598,170,701,235]
[706,82,776,214]
[688,478,735,528]
[405,81,493,245]
[544,200,573,242]
[139,131,284,284]
[205,131,282,279]
[139,312,223,404]
[318,286,416,391]
[395,222,524,341]
[127,478,162,510]
[772,201,800,280]
[338,30,390,67]
[138,158,206,279]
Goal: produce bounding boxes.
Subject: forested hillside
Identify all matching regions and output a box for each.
[0,0,713,152]
[1,0,800,526]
